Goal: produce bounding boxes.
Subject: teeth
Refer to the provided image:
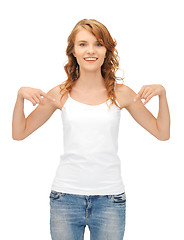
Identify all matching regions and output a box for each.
[84,58,97,60]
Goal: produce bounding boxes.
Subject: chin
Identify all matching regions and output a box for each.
[82,66,101,72]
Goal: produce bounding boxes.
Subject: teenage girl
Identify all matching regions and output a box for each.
[12,19,170,240]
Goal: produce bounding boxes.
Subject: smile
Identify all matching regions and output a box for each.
[84,57,98,62]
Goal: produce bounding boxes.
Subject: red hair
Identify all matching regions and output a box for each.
[59,19,124,109]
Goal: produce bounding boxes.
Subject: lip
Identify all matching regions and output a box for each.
[84,57,98,63]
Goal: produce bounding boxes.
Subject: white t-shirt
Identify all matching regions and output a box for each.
[51,91,125,195]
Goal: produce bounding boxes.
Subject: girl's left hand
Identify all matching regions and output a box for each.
[134,84,166,105]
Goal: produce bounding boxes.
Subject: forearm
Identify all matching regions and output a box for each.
[156,89,170,140]
[12,92,26,140]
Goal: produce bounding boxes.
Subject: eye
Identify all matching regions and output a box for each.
[96,43,102,46]
[80,43,85,46]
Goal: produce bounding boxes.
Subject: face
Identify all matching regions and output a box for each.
[73,28,107,73]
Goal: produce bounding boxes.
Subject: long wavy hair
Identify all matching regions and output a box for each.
[59,19,124,109]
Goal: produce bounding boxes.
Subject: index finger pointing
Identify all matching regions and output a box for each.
[134,87,145,102]
[134,93,141,102]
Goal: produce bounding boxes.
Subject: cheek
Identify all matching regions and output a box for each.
[101,49,107,59]
[102,47,107,56]
[99,56,106,66]
[73,46,82,57]
[73,51,83,64]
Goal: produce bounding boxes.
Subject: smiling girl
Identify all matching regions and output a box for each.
[12,19,170,240]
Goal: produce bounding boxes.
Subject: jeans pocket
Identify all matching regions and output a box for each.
[49,190,65,200]
[112,192,126,203]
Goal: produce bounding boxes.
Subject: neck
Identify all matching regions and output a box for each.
[73,69,106,91]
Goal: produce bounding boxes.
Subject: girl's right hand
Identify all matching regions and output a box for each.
[18,87,55,106]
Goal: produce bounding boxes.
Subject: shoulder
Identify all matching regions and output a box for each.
[115,83,137,109]
[47,83,67,110]
[48,84,64,95]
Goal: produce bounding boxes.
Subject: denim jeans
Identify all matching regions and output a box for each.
[49,190,126,240]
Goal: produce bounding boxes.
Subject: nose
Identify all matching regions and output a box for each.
[87,44,95,54]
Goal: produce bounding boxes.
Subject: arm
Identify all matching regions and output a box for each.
[120,84,170,141]
[12,94,26,140]
[156,90,170,140]
[12,86,60,140]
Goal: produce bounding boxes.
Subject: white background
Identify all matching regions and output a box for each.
[1,0,183,239]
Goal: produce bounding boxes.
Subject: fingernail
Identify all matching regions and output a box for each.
[53,98,55,101]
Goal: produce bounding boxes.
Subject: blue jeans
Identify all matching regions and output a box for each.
[49,190,126,240]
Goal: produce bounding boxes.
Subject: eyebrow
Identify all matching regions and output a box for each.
[77,40,100,43]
